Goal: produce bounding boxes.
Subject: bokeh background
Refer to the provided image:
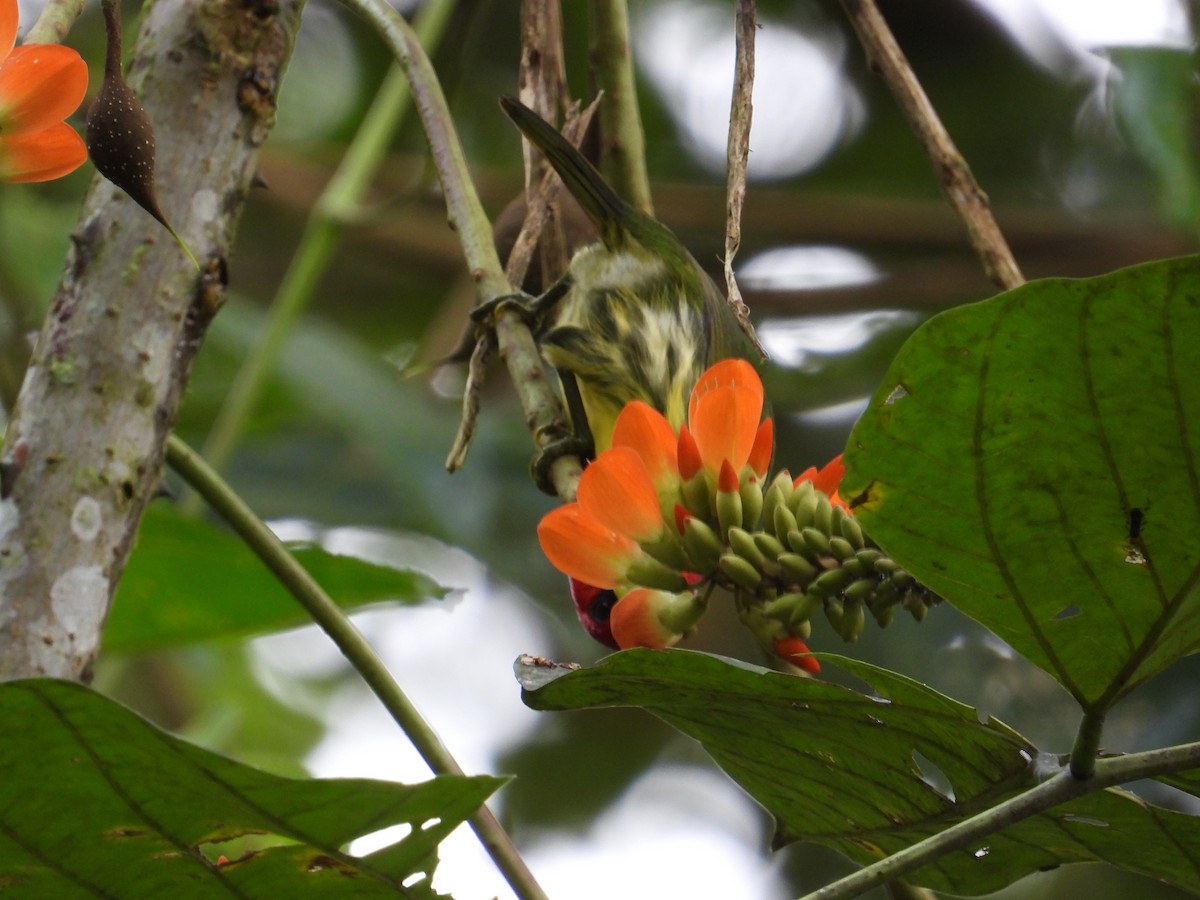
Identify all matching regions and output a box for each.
[2,0,1198,897]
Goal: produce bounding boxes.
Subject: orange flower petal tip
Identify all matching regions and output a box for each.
[774,636,820,674]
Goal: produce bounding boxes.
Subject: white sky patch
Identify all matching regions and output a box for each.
[739,245,881,292]
[758,310,919,372]
[636,1,862,179]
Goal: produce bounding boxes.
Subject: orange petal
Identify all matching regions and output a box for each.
[0,44,87,133]
[537,504,640,589]
[611,401,677,490]
[813,454,845,497]
[677,424,702,481]
[0,0,15,60]
[577,446,664,543]
[0,122,85,182]
[688,360,763,476]
[610,589,679,649]
[748,418,773,478]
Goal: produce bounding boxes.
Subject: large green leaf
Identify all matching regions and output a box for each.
[0,679,502,898]
[518,649,1200,895]
[108,504,446,651]
[842,256,1200,708]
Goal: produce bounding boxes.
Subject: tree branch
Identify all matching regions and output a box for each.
[0,0,303,681]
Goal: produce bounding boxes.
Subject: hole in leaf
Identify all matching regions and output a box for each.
[911,751,955,801]
[348,822,413,856]
[402,872,428,888]
[1051,605,1081,621]
[885,384,908,405]
[420,818,442,831]
[973,846,990,858]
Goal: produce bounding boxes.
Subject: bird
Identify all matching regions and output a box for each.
[500,96,758,458]
[502,97,763,648]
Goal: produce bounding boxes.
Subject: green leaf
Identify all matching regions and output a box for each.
[842,256,1200,708]
[0,679,503,897]
[109,504,447,651]
[518,649,1200,895]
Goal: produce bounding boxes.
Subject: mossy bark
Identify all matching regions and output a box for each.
[0,0,303,681]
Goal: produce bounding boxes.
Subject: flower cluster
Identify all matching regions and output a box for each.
[538,359,933,674]
[0,0,87,183]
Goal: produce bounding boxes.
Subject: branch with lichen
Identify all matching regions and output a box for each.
[0,0,303,681]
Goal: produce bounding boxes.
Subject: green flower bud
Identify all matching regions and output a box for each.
[753,531,786,564]
[740,478,764,531]
[839,514,866,549]
[625,556,689,592]
[810,566,853,597]
[778,552,819,585]
[762,471,794,536]
[840,599,866,642]
[728,527,767,571]
[719,552,763,590]
[801,526,832,559]
[681,515,724,575]
[828,536,856,561]
[824,596,845,632]
[842,578,877,603]
[790,482,819,528]
[716,484,743,537]
[813,492,834,535]
[870,599,896,628]
[682,473,712,520]
[904,593,929,622]
[773,503,798,542]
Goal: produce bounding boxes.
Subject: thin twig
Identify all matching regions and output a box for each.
[840,0,1024,290]
[588,0,653,214]
[445,334,491,472]
[724,0,766,356]
[165,434,549,900]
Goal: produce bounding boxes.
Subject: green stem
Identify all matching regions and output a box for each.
[588,0,653,214]
[801,740,1200,900]
[24,0,88,45]
[164,434,548,900]
[1069,708,1105,780]
[188,0,455,503]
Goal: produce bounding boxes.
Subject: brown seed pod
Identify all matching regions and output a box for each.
[86,0,197,267]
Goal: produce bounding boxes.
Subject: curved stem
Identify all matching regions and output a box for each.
[1069,708,1105,780]
[801,740,1200,900]
[165,434,549,900]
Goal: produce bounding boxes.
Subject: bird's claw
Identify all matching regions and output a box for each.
[531,433,592,496]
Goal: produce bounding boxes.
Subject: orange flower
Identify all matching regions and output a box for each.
[685,359,772,481]
[538,447,683,590]
[610,587,704,650]
[794,454,848,510]
[0,0,87,183]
